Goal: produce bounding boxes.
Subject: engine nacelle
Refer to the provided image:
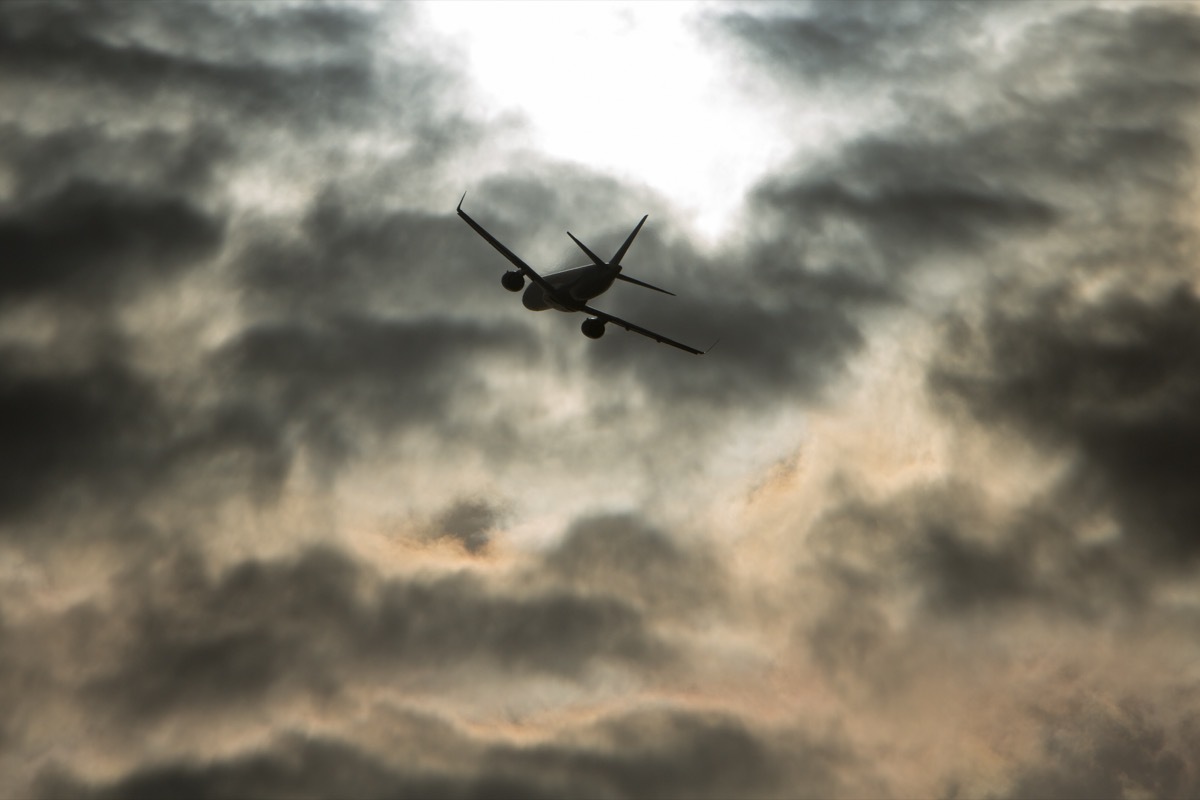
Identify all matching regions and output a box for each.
[581,317,606,340]
[501,271,525,292]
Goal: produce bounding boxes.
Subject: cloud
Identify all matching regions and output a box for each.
[39,707,853,800]
[542,512,728,617]
[0,351,288,525]
[0,123,232,201]
[753,175,1057,266]
[431,497,505,554]
[237,192,519,320]
[931,285,1200,563]
[0,2,398,129]
[3,1,1200,798]
[75,541,671,724]
[1003,695,1199,800]
[214,314,538,477]
[724,4,1198,286]
[0,179,224,306]
[717,2,983,87]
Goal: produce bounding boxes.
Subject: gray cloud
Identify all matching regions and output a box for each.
[1002,696,1199,800]
[432,497,504,554]
[0,123,232,202]
[931,285,1200,563]
[718,1,983,87]
[237,193,515,320]
[4,1,1200,797]
[0,351,287,525]
[542,513,728,617]
[75,542,669,724]
[0,179,224,306]
[214,314,538,476]
[40,708,852,800]
[0,2,399,129]
[753,175,1057,267]
[727,5,1198,286]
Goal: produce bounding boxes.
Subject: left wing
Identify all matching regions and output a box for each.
[457,194,560,299]
[579,302,708,355]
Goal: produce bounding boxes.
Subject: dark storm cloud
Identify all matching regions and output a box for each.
[725,5,1198,279]
[0,351,287,525]
[580,239,884,408]
[0,355,163,521]
[0,2,391,128]
[0,123,232,201]
[753,176,1057,264]
[799,478,1154,688]
[42,708,851,800]
[238,193,514,319]
[0,0,515,508]
[82,542,669,721]
[931,285,1200,563]
[37,514,733,735]
[0,179,224,305]
[719,1,980,86]
[0,121,230,315]
[216,314,538,473]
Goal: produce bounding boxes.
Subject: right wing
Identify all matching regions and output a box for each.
[579,302,708,355]
[457,194,559,297]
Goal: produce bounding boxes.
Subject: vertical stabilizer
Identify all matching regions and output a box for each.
[609,215,648,266]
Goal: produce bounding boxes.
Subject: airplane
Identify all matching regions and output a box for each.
[457,194,711,355]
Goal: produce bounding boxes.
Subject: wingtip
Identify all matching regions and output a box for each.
[457,191,466,212]
[704,337,721,355]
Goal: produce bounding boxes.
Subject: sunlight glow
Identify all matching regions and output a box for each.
[417,1,790,245]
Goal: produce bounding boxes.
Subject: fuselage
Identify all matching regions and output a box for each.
[522,262,621,312]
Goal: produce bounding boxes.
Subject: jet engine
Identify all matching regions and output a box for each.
[501,271,525,292]
[581,317,606,339]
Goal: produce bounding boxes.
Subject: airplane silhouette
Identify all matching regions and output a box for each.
[457,194,710,355]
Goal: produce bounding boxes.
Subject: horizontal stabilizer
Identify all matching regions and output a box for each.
[567,231,606,267]
[616,273,675,296]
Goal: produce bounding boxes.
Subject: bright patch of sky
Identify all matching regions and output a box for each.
[417,1,798,246]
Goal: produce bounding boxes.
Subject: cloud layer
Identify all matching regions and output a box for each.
[3,1,1199,797]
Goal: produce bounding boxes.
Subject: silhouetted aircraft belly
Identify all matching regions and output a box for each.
[457,193,714,355]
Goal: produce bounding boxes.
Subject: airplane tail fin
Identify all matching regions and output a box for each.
[570,215,673,294]
[609,215,648,266]
[568,214,648,268]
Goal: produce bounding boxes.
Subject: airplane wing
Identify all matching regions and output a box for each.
[579,302,708,355]
[457,194,559,297]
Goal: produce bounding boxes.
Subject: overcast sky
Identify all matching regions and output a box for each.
[2,1,1199,797]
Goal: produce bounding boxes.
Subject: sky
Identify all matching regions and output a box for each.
[1,1,1199,797]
